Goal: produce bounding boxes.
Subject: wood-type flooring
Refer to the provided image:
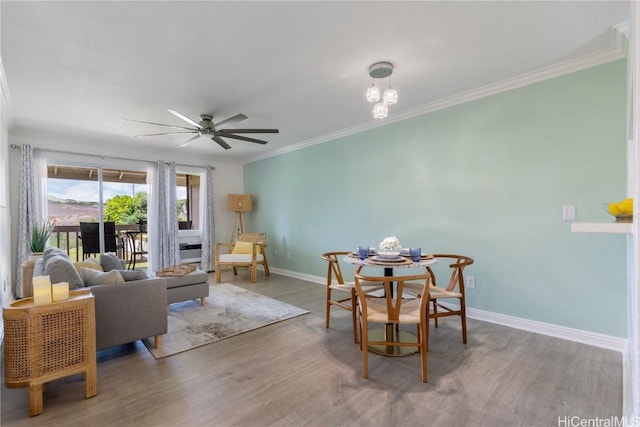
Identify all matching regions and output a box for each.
[1,272,622,426]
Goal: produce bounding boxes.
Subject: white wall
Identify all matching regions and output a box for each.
[0,55,12,311]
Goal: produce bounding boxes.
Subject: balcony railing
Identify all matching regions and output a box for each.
[51,224,142,262]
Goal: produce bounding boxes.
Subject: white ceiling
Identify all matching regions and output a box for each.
[1,1,631,162]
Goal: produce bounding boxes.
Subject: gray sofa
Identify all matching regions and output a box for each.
[33,248,168,351]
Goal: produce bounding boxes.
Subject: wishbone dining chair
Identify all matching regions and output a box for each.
[407,254,474,344]
[354,267,432,382]
[321,251,383,343]
[424,254,474,344]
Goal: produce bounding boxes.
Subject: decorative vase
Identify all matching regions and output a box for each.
[29,252,44,262]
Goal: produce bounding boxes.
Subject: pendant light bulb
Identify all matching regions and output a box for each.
[366,84,381,103]
[372,102,388,119]
[383,88,398,105]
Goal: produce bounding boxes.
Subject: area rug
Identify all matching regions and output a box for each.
[143,283,309,359]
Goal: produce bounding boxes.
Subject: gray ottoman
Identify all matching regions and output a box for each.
[164,269,210,305]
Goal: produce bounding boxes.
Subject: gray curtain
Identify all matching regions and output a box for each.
[166,162,179,266]
[200,166,215,271]
[15,145,47,298]
[149,161,179,272]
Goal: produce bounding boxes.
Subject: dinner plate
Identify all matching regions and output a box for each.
[400,249,428,257]
[371,255,405,262]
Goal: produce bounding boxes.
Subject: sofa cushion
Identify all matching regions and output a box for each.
[100,253,125,271]
[73,261,104,275]
[118,270,148,281]
[43,246,67,262]
[232,241,262,254]
[82,269,125,286]
[163,269,209,289]
[44,254,84,289]
[220,254,265,263]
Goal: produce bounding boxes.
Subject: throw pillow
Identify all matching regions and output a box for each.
[44,254,84,289]
[82,269,125,286]
[43,246,67,262]
[117,270,148,281]
[232,241,262,254]
[73,261,104,275]
[100,253,125,271]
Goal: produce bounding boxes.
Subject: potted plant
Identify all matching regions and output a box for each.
[29,218,54,256]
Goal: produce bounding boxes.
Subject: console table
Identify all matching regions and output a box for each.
[3,289,97,416]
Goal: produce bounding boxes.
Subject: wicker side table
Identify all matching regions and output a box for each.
[3,289,97,416]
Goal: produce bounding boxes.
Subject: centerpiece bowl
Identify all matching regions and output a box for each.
[378,251,401,259]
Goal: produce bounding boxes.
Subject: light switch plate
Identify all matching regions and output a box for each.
[563,205,576,221]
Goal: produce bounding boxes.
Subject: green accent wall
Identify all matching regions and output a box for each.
[245,60,628,337]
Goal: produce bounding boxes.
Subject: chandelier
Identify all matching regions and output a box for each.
[366,62,397,119]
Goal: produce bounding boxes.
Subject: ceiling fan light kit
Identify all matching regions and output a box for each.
[366,61,398,119]
[124,109,279,150]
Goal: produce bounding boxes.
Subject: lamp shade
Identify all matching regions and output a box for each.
[383,88,398,105]
[372,102,388,119]
[227,194,253,212]
[366,86,381,103]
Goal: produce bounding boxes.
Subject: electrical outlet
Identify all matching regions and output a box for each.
[563,205,576,221]
[274,250,278,257]
[466,276,476,288]
[286,252,291,259]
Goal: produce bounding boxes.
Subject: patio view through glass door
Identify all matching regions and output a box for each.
[46,164,196,265]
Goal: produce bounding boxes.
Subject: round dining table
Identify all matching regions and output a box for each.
[344,251,436,356]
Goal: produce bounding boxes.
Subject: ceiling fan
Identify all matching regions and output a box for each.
[124,109,279,150]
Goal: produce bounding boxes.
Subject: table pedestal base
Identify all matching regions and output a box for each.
[368,325,418,357]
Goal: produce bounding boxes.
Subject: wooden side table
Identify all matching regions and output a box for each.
[3,289,97,416]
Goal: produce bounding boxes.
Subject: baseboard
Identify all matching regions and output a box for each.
[464,305,627,352]
[272,267,628,353]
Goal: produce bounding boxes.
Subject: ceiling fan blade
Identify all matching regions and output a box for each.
[179,134,202,148]
[218,128,279,134]
[134,131,197,137]
[123,118,194,131]
[167,109,203,129]
[212,135,232,150]
[213,114,248,130]
[222,134,269,145]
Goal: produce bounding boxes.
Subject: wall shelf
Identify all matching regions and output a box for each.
[570,222,632,234]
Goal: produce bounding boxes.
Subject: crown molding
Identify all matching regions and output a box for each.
[245,22,630,165]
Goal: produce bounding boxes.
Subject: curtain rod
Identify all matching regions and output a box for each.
[9,144,215,170]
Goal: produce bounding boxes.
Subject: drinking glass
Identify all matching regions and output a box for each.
[358,245,370,260]
[409,247,421,262]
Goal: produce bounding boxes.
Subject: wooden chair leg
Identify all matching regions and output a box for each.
[419,321,428,383]
[155,335,162,349]
[200,297,206,306]
[461,298,467,344]
[350,290,358,343]
[325,288,332,329]
[432,300,439,327]
[215,266,221,283]
[262,259,270,276]
[361,321,369,379]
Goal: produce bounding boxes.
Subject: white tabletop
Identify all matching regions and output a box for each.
[343,253,437,269]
